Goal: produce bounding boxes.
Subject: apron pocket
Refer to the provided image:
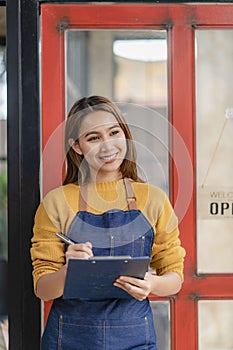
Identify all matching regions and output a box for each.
[106,316,156,350]
[57,314,156,350]
[58,315,104,350]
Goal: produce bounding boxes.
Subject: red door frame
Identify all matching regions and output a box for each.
[41,4,233,349]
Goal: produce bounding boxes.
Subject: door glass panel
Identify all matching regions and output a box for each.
[195,30,233,273]
[150,301,170,350]
[65,30,169,192]
[0,120,7,260]
[0,44,7,259]
[0,31,8,349]
[198,300,233,350]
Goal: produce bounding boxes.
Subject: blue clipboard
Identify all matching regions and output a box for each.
[63,256,150,300]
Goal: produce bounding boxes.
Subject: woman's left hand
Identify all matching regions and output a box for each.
[114,271,182,300]
[114,272,155,301]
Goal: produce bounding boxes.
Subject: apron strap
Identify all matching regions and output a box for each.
[123,178,137,210]
[79,183,88,211]
[79,178,137,211]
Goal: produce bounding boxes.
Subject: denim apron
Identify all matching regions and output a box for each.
[41,179,157,350]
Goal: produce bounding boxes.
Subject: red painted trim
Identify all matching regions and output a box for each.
[41,8,66,194]
[183,274,233,298]
[169,23,197,277]
[172,297,198,350]
[168,23,197,349]
[41,3,233,345]
[41,4,233,27]
[41,7,66,324]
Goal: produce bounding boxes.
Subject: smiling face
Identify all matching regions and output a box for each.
[70,110,127,182]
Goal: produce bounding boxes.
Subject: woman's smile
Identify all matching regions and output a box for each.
[99,152,119,162]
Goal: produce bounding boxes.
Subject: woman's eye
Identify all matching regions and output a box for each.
[87,135,100,142]
[110,129,120,136]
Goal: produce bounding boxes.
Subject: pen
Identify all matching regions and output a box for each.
[56,232,76,245]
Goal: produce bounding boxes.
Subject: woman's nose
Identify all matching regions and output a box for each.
[100,137,114,151]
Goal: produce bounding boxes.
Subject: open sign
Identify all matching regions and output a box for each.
[198,187,233,219]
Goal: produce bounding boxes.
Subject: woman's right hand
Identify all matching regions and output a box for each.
[65,242,93,263]
[36,243,93,301]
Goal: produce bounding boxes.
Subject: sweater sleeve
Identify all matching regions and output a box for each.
[30,202,65,295]
[150,195,186,281]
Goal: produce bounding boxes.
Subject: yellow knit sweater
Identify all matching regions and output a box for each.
[31,179,185,294]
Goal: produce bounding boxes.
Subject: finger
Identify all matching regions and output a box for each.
[85,241,92,249]
[115,276,150,297]
[116,276,145,287]
[66,243,93,259]
[114,279,141,291]
[114,281,146,301]
[66,250,91,260]
[70,243,93,256]
[114,277,142,293]
[114,279,135,294]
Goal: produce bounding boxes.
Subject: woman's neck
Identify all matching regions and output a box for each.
[89,170,122,183]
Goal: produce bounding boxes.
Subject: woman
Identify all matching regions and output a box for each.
[31,95,185,349]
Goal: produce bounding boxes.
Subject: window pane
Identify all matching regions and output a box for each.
[199,300,233,350]
[0,32,8,350]
[0,44,7,260]
[150,301,170,350]
[65,30,167,110]
[0,148,7,259]
[195,30,233,273]
[65,30,168,191]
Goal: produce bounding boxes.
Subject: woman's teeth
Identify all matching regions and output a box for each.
[100,153,117,161]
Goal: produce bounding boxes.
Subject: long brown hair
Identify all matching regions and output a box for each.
[63,96,142,185]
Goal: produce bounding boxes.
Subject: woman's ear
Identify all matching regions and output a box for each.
[68,138,83,155]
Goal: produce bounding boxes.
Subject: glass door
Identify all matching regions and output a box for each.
[40,4,233,349]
